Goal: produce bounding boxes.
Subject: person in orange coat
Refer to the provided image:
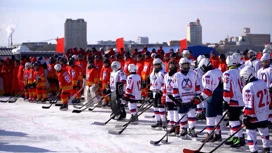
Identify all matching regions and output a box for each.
[47,57,58,95]
[141,51,153,97]
[116,53,124,69]
[75,54,87,76]
[23,62,31,100]
[27,63,36,102]
[123,51,135,76]
[11,60,20,95]
[33,62,47,102]
[54,64,73,111]
[85,60,100,104]
[1,57,13,96]
[94,55,103,74]
[17,58,26,92]
[163,53,170,72]
[68,59,82,103]
[210,51,220,68]
[218,54,227,73]
[100,59,111,106]
[136,53,144,76]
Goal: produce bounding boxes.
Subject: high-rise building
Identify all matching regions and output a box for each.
[187,18,202,46]
[136,37,149,44]
[64,19,87,51]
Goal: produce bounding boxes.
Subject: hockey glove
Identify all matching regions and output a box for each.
[242,115,252,127]
[157,90,163,96]
[102,88,111,95]
[161,96,166,105]
[222,101,229,111]
[191,97,201,105]
[168,95,182,107]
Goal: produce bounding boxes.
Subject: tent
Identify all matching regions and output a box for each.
[12,46,30,54]
[146,45,219,58]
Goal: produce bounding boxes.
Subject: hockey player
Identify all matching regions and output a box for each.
[222,55,245,147]
[149,58,167,129]
[27,62,36,102]
[199,58,224,142]
[257,53,272,133]
[68,59,82,103]
[170,58,200,138]
[182,50,195,69]
[161,60,179,134]
[240,66,270,153]
[233,52,245,70]
[85,60,99,105]
[33,62,47,103]
[47,57,58,95]
[123,64,141,122]
[100,59,112,107]
[23,62,31,100]
[54,64,73,111]
[244,50,261,77]
[109,61,127,120]
[141,51,153,98]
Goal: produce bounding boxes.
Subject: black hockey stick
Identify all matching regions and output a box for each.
[0,89,25,103]
[183,111,228,152]
[42,92,60,109]
[108,102,153,135]
[183,125,244,153]
[196,126,206,135]
[150,113,186,145]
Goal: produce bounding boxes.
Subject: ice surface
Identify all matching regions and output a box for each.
[0,97,269,153]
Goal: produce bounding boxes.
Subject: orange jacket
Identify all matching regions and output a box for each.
[17,64,25,81]
[118,59,125,70]
[210,56,220,68]
[123,58,135,76]
[34,67,46,87]
[27,69,35,84]
[164,61,169,72]
[94,59,103,74]
[86,67,99,86]
[57,70,72,91]
[67,65,82,86]
[23,69,29,85]
[218,61,227,73]
[136,61,144,76]
[141,58,153,81]
[47,63,56,79]
[75,59,87,75]
[100,66,111,89]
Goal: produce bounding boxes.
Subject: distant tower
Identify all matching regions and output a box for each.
[64,19,87,51]
[7,34,13,48]
[187,18,202,46]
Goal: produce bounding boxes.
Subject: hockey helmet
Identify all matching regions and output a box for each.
[263,48,271,54]
[54,64,62,72]
[153,58,162,65]
[128,64,137,73]
[25,62,31,68]
[198,58,211,73]
[111,61,121,72]
[240,66,255,85]
[226,55,237,67]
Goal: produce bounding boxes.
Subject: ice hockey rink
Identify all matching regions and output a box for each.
[0,98,270,153]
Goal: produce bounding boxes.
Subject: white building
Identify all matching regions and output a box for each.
[136,37,149,44]
[64,19,87,51]
[186,18,202,46]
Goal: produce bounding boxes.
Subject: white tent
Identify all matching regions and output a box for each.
[11,46,30,54]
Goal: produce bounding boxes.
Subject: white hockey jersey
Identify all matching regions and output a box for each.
[222,68,244,107]
[162,73,176,103]
[242,79,269,123]
[244,59,261,77]
[149,69,166,92]
[172,70,201,103]
[110,69,126,92]
[257,66,272,88]
[125,74,141,100]
[201,68,222,99]
[194,68,204,91]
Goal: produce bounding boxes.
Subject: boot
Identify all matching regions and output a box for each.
[179,128,188,137]
[200,133,213,143]
[175,126,180,135]
[60,104,68,111]
[161,121,167,129]
[151,121,162,128]
[196,113,202,121]
[188,127,197,138]
[130,114,138,122]
[210,131,222,142]
[261,148,270,153]
[224,137,237,145]
[168,125,175,134]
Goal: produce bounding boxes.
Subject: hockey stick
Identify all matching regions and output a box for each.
[183,111,228,152]
[108,102,153,135]
[0,87,27,103]
[150,113,187,145]
[72,93,110,113]
[67,86,84,104]
[183,125,245,153]
[196,126,207,135]
[42,92,60,109]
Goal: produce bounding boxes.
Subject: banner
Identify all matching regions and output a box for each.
[56,37,64,53]
[180,39,187,53]
[116,37,124,53]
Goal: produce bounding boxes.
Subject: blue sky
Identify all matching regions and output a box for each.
[0,0,271,46]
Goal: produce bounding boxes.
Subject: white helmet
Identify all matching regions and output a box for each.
[226,55,237,67]
[233,53,241,60]
[240,66,255,85]
[248,50,256,58]
[179,57,190,70]
[151,53,156,58]
[263,48,271,54]
[111,61,121,72]
[153,58,162,65]
[71,55,77,60]
[198,58,211,72]
[260,53,271,61]
[197,55,205,64]
[25,62,31,68]
[54,64,62,72]
[128,64,137,73]
[113,48,117,52]
[182,50,190,55]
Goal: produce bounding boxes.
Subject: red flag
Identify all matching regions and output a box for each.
[180,39,187,53]
[116,37,124,53]
[56,37,64,53]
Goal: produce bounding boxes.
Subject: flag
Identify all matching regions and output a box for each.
[116,37,124,53]
[56,37,64,53]
[180,39,187,53]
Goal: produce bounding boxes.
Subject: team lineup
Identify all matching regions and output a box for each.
[0,47,271,153]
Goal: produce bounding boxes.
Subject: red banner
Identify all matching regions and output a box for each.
[116,37,124,53]
[56,37,64,53]
[180,39,187,53]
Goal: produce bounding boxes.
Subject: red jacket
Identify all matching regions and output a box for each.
[123,58,135,76]
[218,61,227,73]
[210,56,220,68]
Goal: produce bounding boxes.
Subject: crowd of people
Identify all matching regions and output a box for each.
[0,46,271,153]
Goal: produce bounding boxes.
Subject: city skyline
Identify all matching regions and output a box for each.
[0,0,271,47]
